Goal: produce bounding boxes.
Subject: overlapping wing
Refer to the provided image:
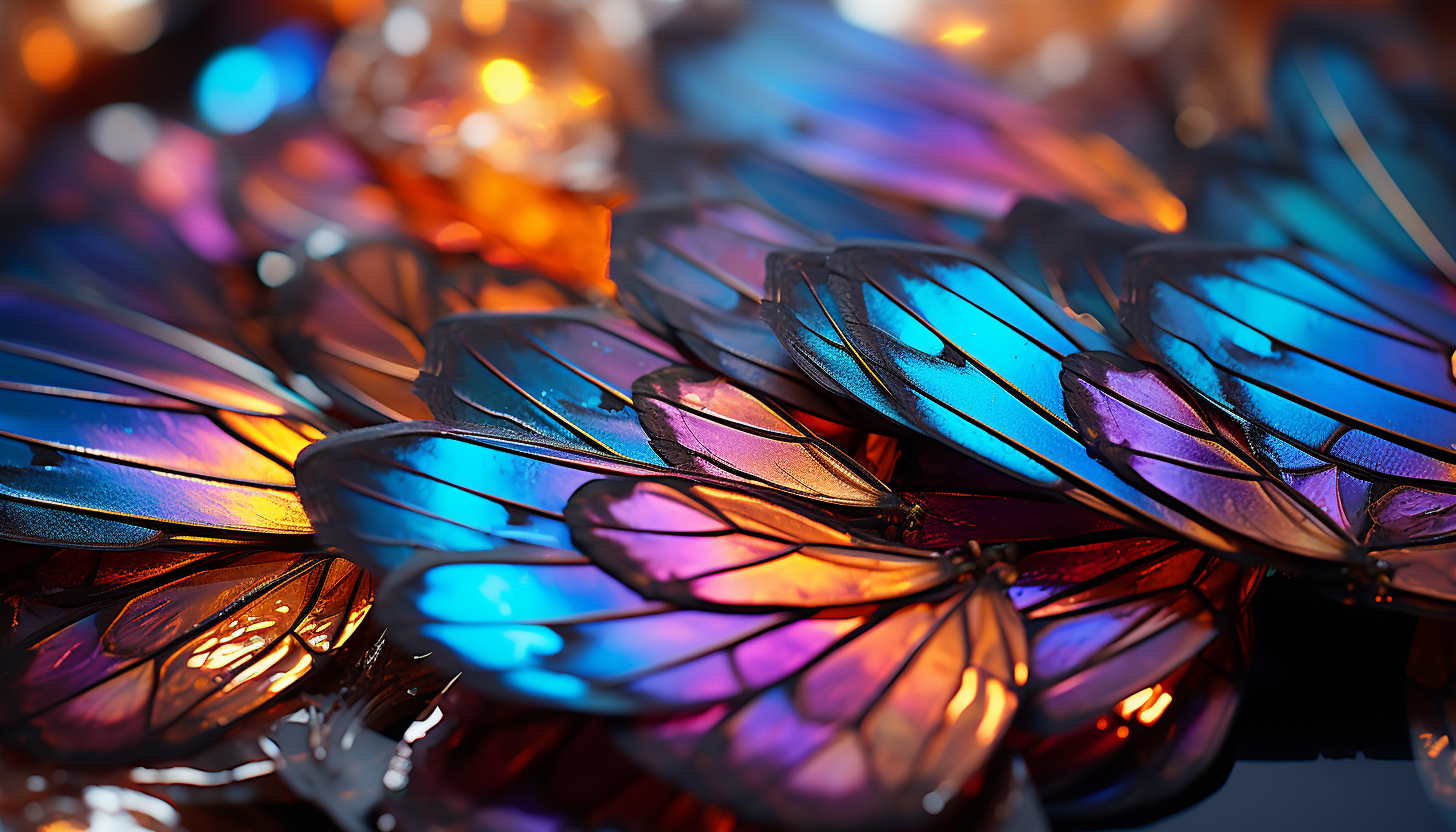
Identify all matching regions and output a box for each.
[414,309,681,463]
[632,367,900,511]
[0,287,329,549]
[1269,27,1456,284]
[982,198,1162,347]
[763,243,1242,550]
[611,197,853,417]
[619,576,1026,830]
[0,546,370,763]
[274,241,573,423]
[1119,247,1456,566]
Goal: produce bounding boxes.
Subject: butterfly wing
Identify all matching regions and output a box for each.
[612,197,861,418]
[981,198,1162,347]
[619,575,1027,830]
[0,546,370,763]
[632,367,900,511]
[766,243,1246,550]
[1269,30,1456,283]
[274,241,575,424]
[414,309,681,463]
[0,287,329,548]
[1119,247,1456,571]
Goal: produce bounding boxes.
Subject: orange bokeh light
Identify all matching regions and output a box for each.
[461,0,508,35]
[21,20,79,90]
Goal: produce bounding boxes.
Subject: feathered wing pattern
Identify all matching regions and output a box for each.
[0,546,370,763]
[0,286,329,549]
[274,241,575,424]
[631,367,900,511]
[414,309,681,464]
[763,243,1244,550]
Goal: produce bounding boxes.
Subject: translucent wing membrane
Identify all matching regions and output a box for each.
[1026,620,1252,819]
[0,547,370,763]
[1269,30,1456,284]
[611,198,854,417]
[632,367,900,511]
[566,477,954,610]
[619,576,1027,831]
[1117,248,1456,592]
[295,422,664,573]
[275,241,574,424]
[982,198,1162,346]
[414,309,682,463]
[764,243,1240,550]
[0,287,329,548]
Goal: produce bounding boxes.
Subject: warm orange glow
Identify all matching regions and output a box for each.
[1149,192,1189,233]
[975,678,1008,743]
[1116,725,1130,739]
[434,220,483,251]
[1013,661,1028,686]
[1427,734,1450,758]
[482,59,530,104]
[332,0,384,25]
[945,668,979,722]
[21,20,79,90]
[461,0,508,35]
[568,83,607,107]
[937,23,987,46]
[1118,687,1156,719]
[1137,692,1173,724]
[1095,717,1109,731]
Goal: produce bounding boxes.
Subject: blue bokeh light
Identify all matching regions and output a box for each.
[195,46,279,134]
[256,22,329,107]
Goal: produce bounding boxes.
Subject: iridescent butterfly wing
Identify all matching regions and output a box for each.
[631,366,901,513]
[1113,246,1456,600]
[0,287,329,549]
[611,197,850,417]
[660,1,1183,230]
[568,477,1255,828]
[1268,25,1456,284]
[764,242,1246,550]
[413,308,684,463]
[0,545,370,763]
[1187,133,1439,291]
[981,198,1162,347]
[274,240,574,423]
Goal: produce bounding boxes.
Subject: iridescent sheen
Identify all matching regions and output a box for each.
[275,241,576,424]
[0,547,370,763]
[0,286,328,548]
[415,309,681,463]
[632,367,900,510]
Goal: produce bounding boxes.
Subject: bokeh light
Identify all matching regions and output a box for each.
[65,0,163,53]
[383,7,432,56]
[461,0,508,35]
[20,20,79,90]
[482,59,530,104]
[256,22,330,106]
[196,46,280,134]
[87,103,160,164]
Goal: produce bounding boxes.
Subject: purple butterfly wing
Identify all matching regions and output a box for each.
[0,287,329,548]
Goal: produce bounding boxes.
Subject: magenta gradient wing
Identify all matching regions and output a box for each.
[618,575,1027,831]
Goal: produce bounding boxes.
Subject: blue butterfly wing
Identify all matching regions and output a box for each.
[415,309,680,464]
[1120,247,1456,557]
[982,198,1162,346]
[1269,32,1456,283]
